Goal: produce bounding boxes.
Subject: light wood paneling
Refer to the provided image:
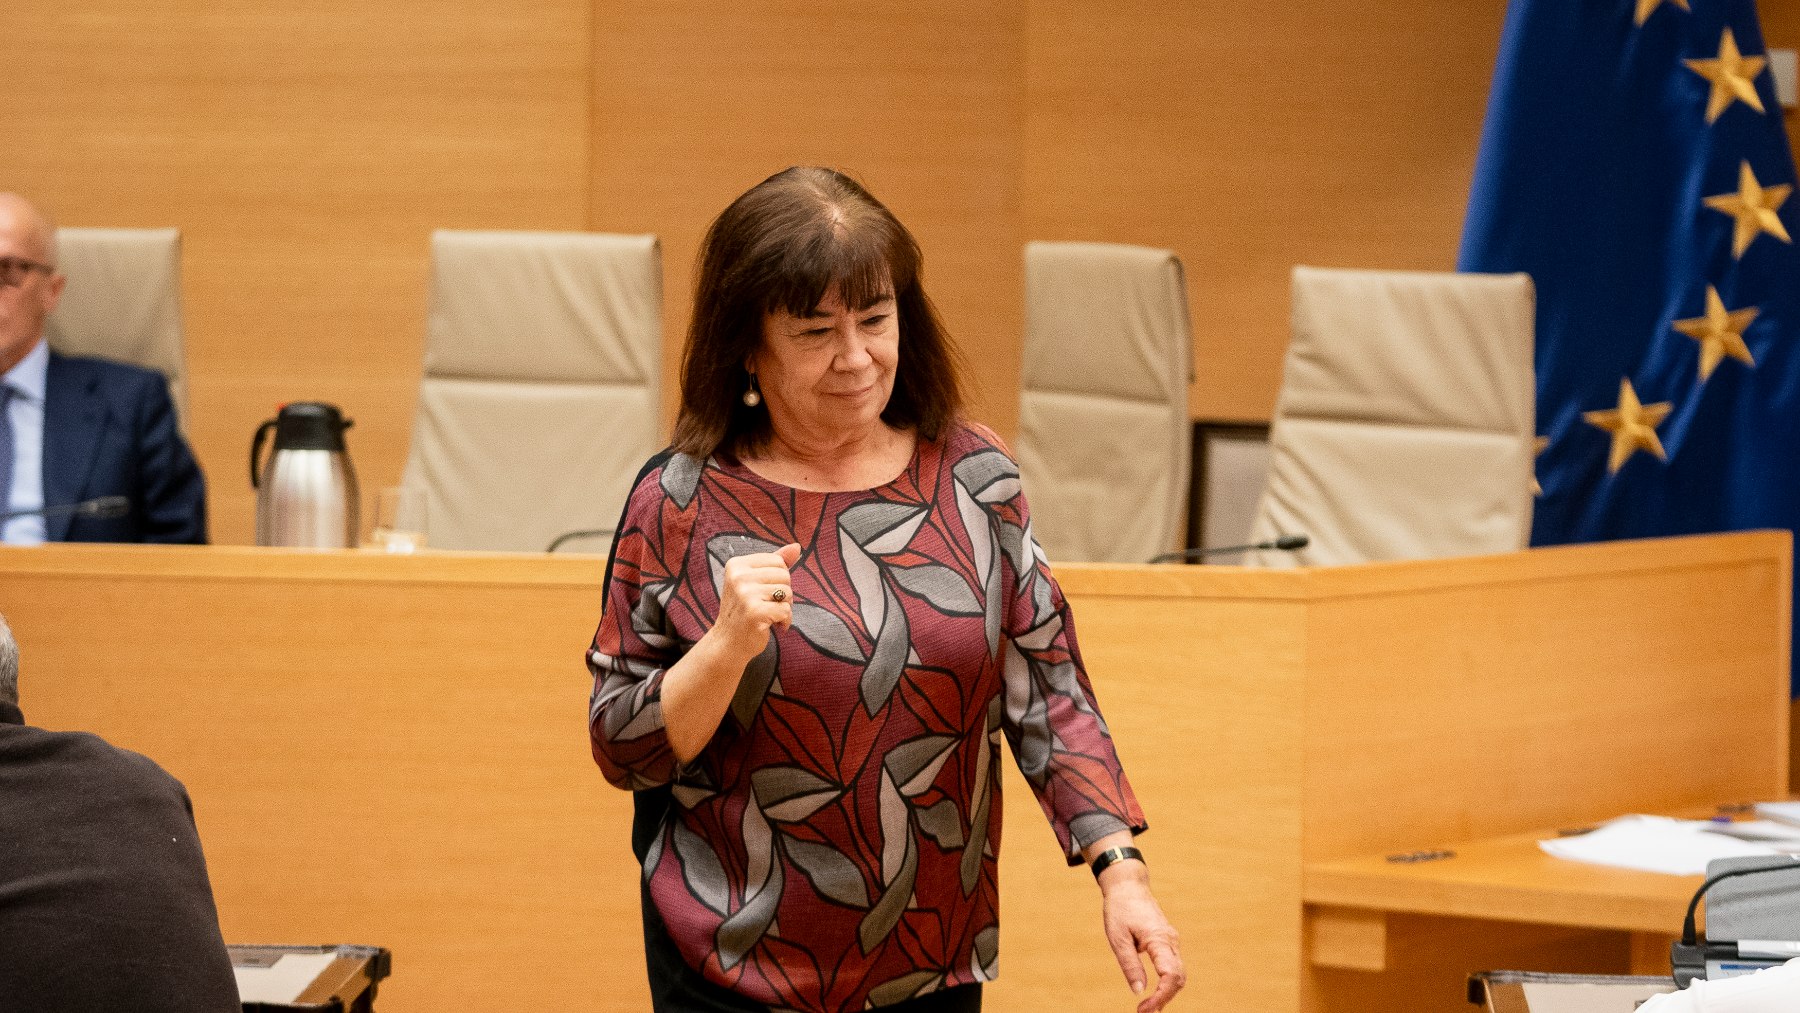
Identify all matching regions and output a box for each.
[0,534,1784,1011]
[1,4,591,544]
[1024,2,1508,421]
[1294,533,1789,1012]
[13,5,1750,536]
[588,1,1027,440]
[997,592,1308,1011]
[1763,11,1800,161]
[1304,543,1790,860]
[0,546,626,1012]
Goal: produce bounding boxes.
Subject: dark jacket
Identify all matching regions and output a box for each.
[0,700,238,1011]
[43,352,207,543]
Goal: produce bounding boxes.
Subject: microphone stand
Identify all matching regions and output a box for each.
[1146,533,1309,565]
[0,496,132,523]
[546,528,616,553]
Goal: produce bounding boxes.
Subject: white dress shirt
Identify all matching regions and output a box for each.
[1639,959,1800,1013]
[2,337,49,545]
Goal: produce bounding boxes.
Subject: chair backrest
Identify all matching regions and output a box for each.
[1246,266,1536,567]
[44,227,187,427]
[400,230,661,552]
[1018,241,1193,563]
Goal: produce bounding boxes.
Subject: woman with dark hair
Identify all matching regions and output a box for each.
[588,167,1184,1013]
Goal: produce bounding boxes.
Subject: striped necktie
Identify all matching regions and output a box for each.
[0,385,13,525]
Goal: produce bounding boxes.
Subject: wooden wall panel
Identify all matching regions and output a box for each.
[3,535,1781,1011]
[1,4,591,545]
[1764,11,1800,181]
[1023,2,1508,422]
[588,1,1027,441]
[13,4,1755,511]
[1781,0,1800,800]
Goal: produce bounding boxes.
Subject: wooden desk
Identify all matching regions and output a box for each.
[1002,532,1788,1013]
[0,533,1788,1012]
[1301,810,1744,976]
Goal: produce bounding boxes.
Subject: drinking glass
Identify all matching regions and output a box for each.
[368,486,427,553]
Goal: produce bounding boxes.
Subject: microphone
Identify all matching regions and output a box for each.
[1146,533,1309,565]
[0,496,131,522]
[546,528,616,553]
[1671,857,1800,987]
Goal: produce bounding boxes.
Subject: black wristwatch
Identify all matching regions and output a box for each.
[1089,845,1146,879]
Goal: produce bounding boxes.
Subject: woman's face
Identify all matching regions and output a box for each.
[752,285,899,443]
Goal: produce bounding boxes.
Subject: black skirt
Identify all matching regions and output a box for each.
[641,880,982,1013]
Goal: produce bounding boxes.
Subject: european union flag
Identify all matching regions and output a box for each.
[1460,0,1800,690]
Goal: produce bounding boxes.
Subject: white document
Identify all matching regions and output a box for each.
[1538,815,1783,876]
[1520,979,1676,1013]
[233,952,338,1004]
[1754,802,1800,829]
[1704,820,1800,849]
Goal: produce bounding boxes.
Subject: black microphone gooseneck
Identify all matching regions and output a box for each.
[0,496,132,523]
[1146,533,1309,565]
[546,528,616,553]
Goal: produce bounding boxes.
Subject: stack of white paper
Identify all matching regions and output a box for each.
[233,952,338,1004]
[1705,819,1800,849]
[1755,801,1800,828]
[1538,815,1784,876]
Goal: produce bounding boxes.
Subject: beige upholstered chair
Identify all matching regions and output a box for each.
[1246,266,1536,567]
[1017,241,1193,564]
[44,227,188,427]
[400,230,661,552]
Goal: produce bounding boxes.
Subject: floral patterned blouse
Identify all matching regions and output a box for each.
[588,419,1145,1012]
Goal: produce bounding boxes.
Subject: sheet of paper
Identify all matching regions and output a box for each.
[1538,815,1781,876]
[1519,979,1676,1013]
[1755,802,1800,829]
[233,952,338,1004]
[1703,819,1800,849]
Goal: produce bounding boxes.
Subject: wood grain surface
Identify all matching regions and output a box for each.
[0,532,1783,1011]
[2,4,1549,541]
[2,4,591,545]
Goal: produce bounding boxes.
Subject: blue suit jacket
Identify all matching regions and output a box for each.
[43,353,207,544]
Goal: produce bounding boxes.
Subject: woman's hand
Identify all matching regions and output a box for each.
[711,543,801,658]
[1098,861,1185,1012]
[659,542,800,763]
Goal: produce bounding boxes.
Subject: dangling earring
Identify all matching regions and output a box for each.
[742,373,762,408]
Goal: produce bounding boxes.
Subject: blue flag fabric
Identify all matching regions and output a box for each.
[1460,0,1800,690]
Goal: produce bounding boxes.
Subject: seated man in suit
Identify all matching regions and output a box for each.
[0,613,240,1011]
[0,193,206,543]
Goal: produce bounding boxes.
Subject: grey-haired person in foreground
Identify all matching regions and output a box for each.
[0,612,238,1010]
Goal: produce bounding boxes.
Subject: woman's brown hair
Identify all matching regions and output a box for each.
[670,166,966,458]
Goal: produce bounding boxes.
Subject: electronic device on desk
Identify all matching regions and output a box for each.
[231,944,391,1012]
[1670,856,1800,987]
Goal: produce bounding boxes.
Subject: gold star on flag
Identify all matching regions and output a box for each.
[1532,435,1549,496]
[1583,379,1672,474]
[1672,286,1759,380]
[1635,0,1689,26]
[1702,161,1792,258]
[1684,28,1767,123]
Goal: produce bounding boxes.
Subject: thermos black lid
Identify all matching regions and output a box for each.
[274,401,354,451]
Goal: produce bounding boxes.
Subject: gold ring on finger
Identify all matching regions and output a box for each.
[770,588,788,603]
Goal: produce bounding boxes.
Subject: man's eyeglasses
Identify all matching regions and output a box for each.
[0,257,54,288]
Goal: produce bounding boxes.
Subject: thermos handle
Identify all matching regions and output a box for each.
[250,420,277,489]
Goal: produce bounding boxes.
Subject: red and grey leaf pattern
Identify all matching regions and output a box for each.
[586,423,1146,1011]
[782,833,869,908]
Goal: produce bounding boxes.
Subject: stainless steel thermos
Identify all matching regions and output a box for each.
[251,402,359,548]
